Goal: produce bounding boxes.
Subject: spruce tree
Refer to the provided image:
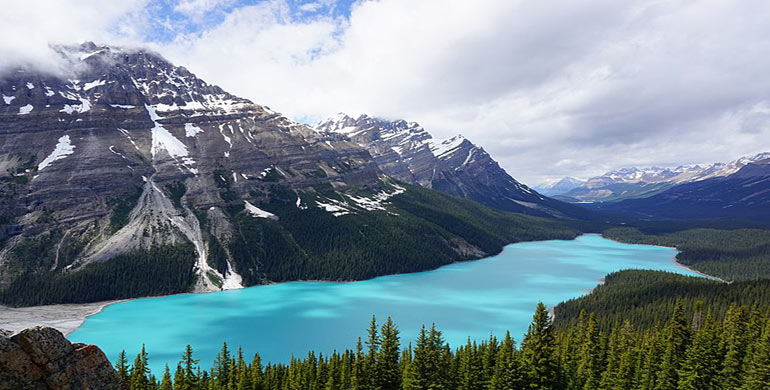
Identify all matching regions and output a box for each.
[212,342,232,389]
[115,349,131,385]
[489,331,523,390]
[160,364,173,390]
[252,353,265,390]
[178,344,199,390]
[655,300,690,390]
[352,337,368,390]
[577,312,601,390]
[521,302,559,390]
[741,318,770,390]
[365,315,380,390]
[130,345,151,390]
[376,316,401,390]
[458,339,483,390]
[721,304,750,389]
[677,310,722,390]
[173,364,185,390]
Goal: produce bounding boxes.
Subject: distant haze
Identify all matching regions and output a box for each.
[3,0,769,183]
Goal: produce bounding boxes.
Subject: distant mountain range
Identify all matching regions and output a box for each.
[538,152,770,203]
[592,161,770,220]
[316,114,592,219]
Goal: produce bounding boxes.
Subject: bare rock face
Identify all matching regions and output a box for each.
[0,326,120,389]
[317,113,592,219]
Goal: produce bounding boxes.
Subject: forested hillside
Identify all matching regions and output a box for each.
[112,302,770,390]
[603,227,770,281]
[554,270,770,331]
[0,185,578,307]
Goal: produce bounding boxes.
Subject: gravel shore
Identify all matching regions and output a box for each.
[0,300,120,335]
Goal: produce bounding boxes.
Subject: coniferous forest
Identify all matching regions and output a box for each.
[112,301,770,390]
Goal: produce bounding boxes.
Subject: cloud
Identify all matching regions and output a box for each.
[0,0,149,73]
[175,0,235,18]
[3,0,769,184]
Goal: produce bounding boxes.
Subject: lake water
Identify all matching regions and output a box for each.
[68,234,698,373]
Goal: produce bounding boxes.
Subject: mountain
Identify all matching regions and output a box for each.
[533,177,584,196]
[549,152,770,203]
[316,113,594,219]
[0,43,578,306]
[591,162,770,220]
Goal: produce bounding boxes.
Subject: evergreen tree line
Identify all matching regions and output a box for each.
[554,270,770,331]
[0,244,197,306]
[222,184,578,286]
[112,301,770,390]
[603,227,770,281]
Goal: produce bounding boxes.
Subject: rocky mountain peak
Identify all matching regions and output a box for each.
[316,113,590,219]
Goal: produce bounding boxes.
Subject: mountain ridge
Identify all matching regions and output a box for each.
[0,42,579,306]
[543,152,770,203]
[316,113,594,220]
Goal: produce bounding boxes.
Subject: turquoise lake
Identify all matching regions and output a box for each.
[68,234,698,373]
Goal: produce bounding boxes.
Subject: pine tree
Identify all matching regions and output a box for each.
[174,364,185,390]
[577,312,601,390]
[352,337,367,390]
[677,310,722,390]
[115,349,131,385]
[488,331,523,390]
[376,316,401,390]
[741,318,770,390]
[611,320,636,390]
[325,352,341,390]
[130,345,151,390]
[655,300,691,390]
[178,344,199,390]
[252,353,265,390]
[521,302,559,390]
[160,364,173,390]
[405,324,450,390]
[721,304,750,389]
[212,342,232,389]
[481,335,498,388]
[365,315,380,390]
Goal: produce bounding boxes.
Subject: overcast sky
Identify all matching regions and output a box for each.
[2,0,769,184]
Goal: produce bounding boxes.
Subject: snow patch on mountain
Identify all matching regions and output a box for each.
[38,135,75,171]
[184,123,204,137]
[18,104,33,115]
[244,201,278,220]
[147,104,198,174]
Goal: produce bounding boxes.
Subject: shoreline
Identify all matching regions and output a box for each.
[2,233,725,336]
[599,234,727,283]
[0,299,123,336]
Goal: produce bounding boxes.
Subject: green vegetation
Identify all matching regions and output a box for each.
[165,181,187,209]
[604,227,770,281]
[226,184,578,285]
[554,270,770,331]
[109,189,142,233]
[114,301,770,390]
[0,244,196,306]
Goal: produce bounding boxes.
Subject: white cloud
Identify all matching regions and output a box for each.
[0,0,149,73]
[3,0,769,184]
[174,0,235,19]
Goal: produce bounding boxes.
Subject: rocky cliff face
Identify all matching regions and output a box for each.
[0,326,120,389]
[0,43,579,307]
[316,113,591,219]
[0,42,385,293]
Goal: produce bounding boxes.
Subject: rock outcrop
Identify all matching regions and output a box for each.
[0,326,120,389]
